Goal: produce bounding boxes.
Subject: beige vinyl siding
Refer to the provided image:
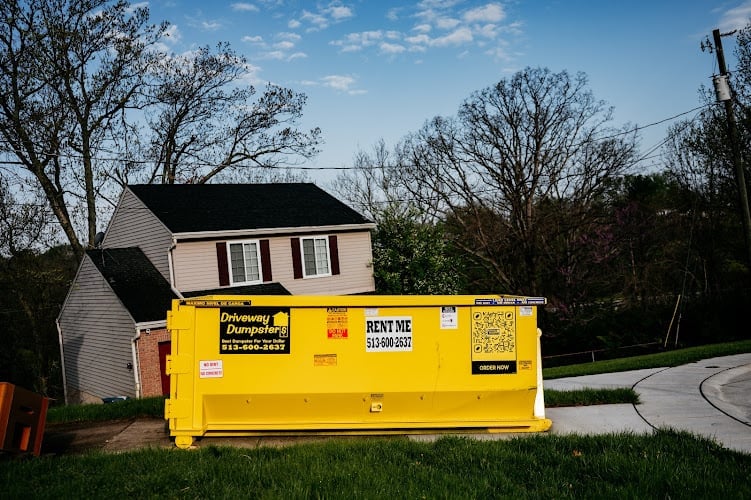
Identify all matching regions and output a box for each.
[58,256,138,403]
[172,240,223,292]
[172,231,375,294]
[279,231,375,295]
[104,188,173,280]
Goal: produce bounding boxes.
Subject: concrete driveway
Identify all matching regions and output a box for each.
[544,353,751,454]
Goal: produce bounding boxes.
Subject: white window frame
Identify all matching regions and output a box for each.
[300,236,332,278]
[227,239,263,285]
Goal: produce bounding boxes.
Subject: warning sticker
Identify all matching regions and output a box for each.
[326,307,349,339]
[314,353,337,366]
[219,306,290,354]
[470,307,516,374]
[199,360,223,378]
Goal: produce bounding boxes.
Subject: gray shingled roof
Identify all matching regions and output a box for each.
[87,249,291,322]
[86,248,177,323]
[182,283,291,297]
[127,183,372,234]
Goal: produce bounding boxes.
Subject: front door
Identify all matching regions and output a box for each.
[158,341,171,395]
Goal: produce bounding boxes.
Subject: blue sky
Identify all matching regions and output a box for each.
[145,0,751,184]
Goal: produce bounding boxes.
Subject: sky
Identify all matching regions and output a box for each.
[144,0,751,185]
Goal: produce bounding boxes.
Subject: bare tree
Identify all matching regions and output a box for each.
[132,43,321,185]
[333,139,418,222]
[0,0,166,258]
[398,68,638,294]
[1,1,323,260]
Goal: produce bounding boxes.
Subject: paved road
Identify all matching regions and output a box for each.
[545,353,751,454]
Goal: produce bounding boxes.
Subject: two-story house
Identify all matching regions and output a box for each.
[57,183,376,404]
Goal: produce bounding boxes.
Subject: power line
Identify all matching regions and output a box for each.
[0,103,714,172]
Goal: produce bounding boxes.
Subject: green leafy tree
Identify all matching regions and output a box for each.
[372,206,463,295]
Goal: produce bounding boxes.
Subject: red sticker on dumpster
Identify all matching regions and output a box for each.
[326,307,349,339]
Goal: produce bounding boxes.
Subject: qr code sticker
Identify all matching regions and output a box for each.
[472,310,515,354]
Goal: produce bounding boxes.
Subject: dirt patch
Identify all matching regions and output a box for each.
[42,418,169,455]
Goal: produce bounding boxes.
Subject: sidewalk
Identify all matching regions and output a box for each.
[544,353,751,454]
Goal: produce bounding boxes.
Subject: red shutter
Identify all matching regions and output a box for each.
[260,239,272,282]
[329,235,340,275]
[291,237,302,279]
[216,242,230,286]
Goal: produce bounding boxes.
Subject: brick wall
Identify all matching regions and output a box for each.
[136,328,171,397]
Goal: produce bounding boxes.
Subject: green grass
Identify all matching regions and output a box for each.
[2,432,749,498]
[7,341,747,497]
[543,339,751,379]
[545,387,639,407]
[47,396,166,423]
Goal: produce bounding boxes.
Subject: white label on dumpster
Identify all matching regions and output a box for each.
[199,360,223,378]
[440,306,458,329]
[365,316,413,352]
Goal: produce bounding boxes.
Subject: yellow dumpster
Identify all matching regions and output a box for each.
[164,295,551,448]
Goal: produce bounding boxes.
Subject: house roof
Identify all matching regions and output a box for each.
[182,283,291,297]
[86,248,178,324]
[127,183,372,234]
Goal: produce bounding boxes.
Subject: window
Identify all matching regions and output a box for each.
[290,235,339,280]
[228,240,261,284]
[301,236,331,277]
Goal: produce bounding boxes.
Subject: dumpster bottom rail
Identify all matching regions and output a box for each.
[170,419,552,449]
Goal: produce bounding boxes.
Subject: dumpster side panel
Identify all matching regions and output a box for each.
[165,296,550,444]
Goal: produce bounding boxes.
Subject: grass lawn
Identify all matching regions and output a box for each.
[2,432,750,498]
[2,340,747,498]
[542,339,751,379]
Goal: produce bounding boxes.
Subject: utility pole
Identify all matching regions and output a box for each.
[711,29,751,268]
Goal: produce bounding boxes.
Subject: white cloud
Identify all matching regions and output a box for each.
[431,27,473,47]
[436,17,460,30]
[464,3,505,24]
[380,42,406,54]
[320,74,367,95]
[288,19,301,29]
[274,41,295,50]
[231,3,259,12]
[718,1,751,32]
[328,5,354,20]
[323,74,356,91]
[418,0,462,9]
[325,1,520,60]
[301,10,329,30]
[485,46,511,62]
[278,32,302,42]
[331,30,384,52]
[297,2,356,31]
[237,62,264,85]
[476,23,499,39]
[202,21,222,31]
[242,35,264,43]
[405,33,430,45]
[387,7,402,21]
[261,50,286,60]
[162,24,181,44]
